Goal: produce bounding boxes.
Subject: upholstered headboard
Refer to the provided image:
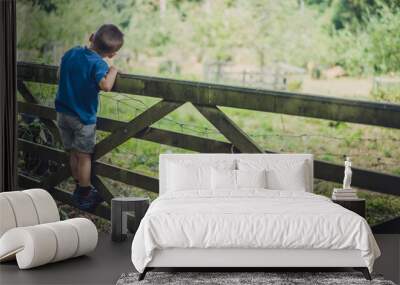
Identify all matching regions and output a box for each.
[159,153,314,195]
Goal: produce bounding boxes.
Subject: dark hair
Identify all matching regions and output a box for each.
[93,24,124,54]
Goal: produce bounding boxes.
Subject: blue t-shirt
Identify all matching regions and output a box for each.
[55,46,109,125]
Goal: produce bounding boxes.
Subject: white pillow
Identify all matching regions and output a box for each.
[211,169,267,191]
[211,168,236,190]
[167,163,211,191]
[236,169,267,189]
[166,159,236,192]
[238,159,308,191]
[266,166,306,191]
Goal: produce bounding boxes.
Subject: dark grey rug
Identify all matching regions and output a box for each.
[116,272,396,285]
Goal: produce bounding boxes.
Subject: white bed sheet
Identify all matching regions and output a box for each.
[131,190,380,273]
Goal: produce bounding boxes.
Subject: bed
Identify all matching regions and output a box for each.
[131,154,380,280]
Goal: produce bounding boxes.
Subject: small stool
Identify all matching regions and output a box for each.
[111,197,149,242]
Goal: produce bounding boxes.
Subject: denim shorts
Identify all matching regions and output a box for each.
[57,113,96,154]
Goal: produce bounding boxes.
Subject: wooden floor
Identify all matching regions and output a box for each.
[1,232,397,284]
[0,233,360,285]
[0,233,134,285]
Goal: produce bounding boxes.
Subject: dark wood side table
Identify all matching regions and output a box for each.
[111,197,150,242]
[332,198,366,218]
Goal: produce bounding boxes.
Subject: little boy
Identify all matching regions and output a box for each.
[55,24,124,210]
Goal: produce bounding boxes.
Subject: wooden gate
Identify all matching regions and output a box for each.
[16,62,400,229]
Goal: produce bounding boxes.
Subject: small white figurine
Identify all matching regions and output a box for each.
[343,157,352,190]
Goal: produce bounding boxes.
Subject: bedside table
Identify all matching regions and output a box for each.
[332,198,366,218]
[111,197,150,242]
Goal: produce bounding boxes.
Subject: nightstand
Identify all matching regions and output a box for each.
[332,198,366,218]
[111,197,150,242]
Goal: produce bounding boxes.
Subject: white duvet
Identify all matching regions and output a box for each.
[131,190,380,273]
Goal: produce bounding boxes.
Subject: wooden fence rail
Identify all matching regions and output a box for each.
[16,62,400,229]
[18,101,400,197]
[18,62,400,129]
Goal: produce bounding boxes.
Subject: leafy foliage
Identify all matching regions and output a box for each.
[17,0,400,76]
